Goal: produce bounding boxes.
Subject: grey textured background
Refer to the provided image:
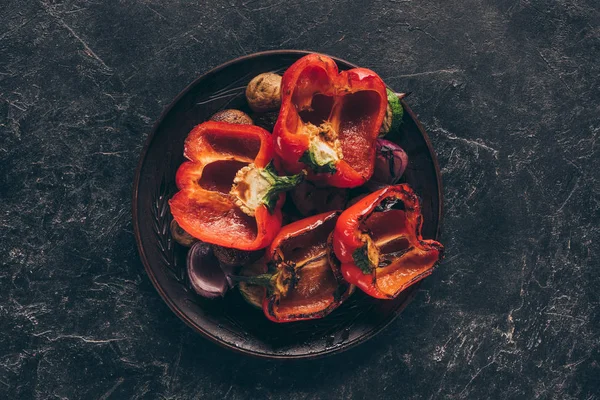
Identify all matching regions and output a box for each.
[1,0,599,399]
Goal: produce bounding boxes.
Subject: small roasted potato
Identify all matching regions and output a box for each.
[170,219,198,247]
[245,73,282,112]
[209,109,253,125]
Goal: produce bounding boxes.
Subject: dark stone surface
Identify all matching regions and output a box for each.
[1,0,599,398]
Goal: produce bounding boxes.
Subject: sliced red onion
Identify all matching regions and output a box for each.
[365,139,409,191]
[219,262,237,289]
[187,242,228,298]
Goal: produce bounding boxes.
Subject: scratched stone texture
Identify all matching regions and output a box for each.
[1,0,599,399]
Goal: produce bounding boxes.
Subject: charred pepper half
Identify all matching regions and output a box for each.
[238,211,353,322]
[273,53,388,188]
[332,184,444,299]
[169,121,304,251]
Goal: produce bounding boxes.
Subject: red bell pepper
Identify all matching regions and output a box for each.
[169,121,304,251]
[237,211,353,322]
[273,53,388,188]
[332,184,444,299]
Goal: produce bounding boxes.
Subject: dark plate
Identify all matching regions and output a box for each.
[132,50,442,359]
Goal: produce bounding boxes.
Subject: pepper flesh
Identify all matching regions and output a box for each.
[169,121,302,251]
[273,53,388,188]
[332,184,444,299]
[241,211,353,322]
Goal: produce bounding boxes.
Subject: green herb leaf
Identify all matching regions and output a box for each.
[387,88,404,130]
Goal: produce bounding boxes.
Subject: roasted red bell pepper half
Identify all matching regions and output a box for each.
[169,121,304,251]
[273,53,388,188]
[332,184,444,299]
[237,211,354,322]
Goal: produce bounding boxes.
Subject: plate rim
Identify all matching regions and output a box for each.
[132,49,444,360]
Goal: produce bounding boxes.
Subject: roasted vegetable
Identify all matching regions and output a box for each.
[169,121,304,250]
[379,89,404,136]
[236,211,353,322]
[332,184,444,299]
[246,73,282,112]
[170,219,198,247]
[187,242,229,298]
[252,111,279,132]
[290,180,348,217]
[273,53,387,188]
[212,245,261,268]
[238,259,268,309]
[364,139,408,191]
[210,109,253,125]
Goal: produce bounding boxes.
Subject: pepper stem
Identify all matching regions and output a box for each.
[299,122,342,175]
[352,235,380,274]
[300,149,337,174]
[230,262,296,297]
[261,162,306,213]
[230,162,305,216]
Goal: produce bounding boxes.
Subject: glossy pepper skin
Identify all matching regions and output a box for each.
[169,121,302,251]
[273,53,388,188]
[332,184,444,299]
[243,211,354,322]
